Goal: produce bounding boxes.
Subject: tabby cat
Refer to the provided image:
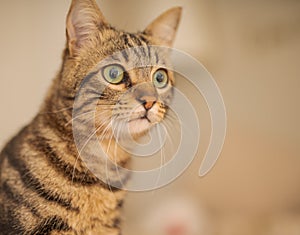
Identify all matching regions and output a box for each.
[0,0,181,234]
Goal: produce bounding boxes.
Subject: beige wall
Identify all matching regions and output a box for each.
[1,0,300,234]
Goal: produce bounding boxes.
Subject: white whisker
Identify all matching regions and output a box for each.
[65,110,95,127]
[72,115,112,182]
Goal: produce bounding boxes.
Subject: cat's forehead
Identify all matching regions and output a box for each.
[126,67,153,83]
[100,30,170,67]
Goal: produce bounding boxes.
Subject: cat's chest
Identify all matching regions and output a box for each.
[66,185,124,234]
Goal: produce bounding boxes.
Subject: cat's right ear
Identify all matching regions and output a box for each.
[66,0,107,57]
[144,7,182,47]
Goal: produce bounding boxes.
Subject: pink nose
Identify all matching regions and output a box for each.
[138,96,156,110]
[144,101,155,110]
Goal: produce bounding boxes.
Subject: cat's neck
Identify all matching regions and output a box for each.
[100,138,131,167]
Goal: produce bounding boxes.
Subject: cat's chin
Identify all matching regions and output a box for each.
[127,118,153,136]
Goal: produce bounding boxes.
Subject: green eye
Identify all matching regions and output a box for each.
[103,65,124,84]
[153,69,169,88]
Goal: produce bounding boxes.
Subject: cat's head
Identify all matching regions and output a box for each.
[59,0,181,139]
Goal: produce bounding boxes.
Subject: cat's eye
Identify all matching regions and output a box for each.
[103,65,125,84]
[153,69,169,89]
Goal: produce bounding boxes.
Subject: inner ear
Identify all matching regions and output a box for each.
[144,7,182,47]
[66,0,108,57]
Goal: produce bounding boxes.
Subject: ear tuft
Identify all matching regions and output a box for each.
[66,0,107,56]
[144,7,182,47]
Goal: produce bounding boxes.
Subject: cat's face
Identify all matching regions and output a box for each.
[61,0,181,139]
[94,41,175,138]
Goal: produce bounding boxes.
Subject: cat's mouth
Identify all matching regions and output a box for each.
[129,115,151,123]
[115,103,164,136]
[125,111,159,136]
[128,109,161,125]
[127,105,156,124]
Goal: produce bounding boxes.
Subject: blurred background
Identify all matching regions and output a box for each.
[0,0,300,234]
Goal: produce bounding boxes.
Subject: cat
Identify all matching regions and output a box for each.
[0,0,181,234]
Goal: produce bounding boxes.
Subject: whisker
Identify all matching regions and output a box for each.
[162,120,176,147]
[65,110,95,127]
[113,121,125,189]
[39,105,73,115]
[79,118,112,184]
[153,124,164,189]
[165,112,178,123]
[105,117,119,194]
[72,117,112,182]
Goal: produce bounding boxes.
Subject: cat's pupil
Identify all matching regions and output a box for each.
[109,68,119,79]
[156,72,164,83]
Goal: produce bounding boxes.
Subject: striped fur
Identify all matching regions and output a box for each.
[0,0,181,234]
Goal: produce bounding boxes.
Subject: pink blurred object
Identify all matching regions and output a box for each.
[144,196,204,235]
[164,220,189,235]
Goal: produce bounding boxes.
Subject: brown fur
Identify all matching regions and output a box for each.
[0,0,181,234]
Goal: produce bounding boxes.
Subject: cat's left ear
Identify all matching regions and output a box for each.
[66,0,108,57]
[144,7,182,47]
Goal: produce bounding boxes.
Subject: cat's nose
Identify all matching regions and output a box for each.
[134,83,158,110]
[138,96,156,110]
